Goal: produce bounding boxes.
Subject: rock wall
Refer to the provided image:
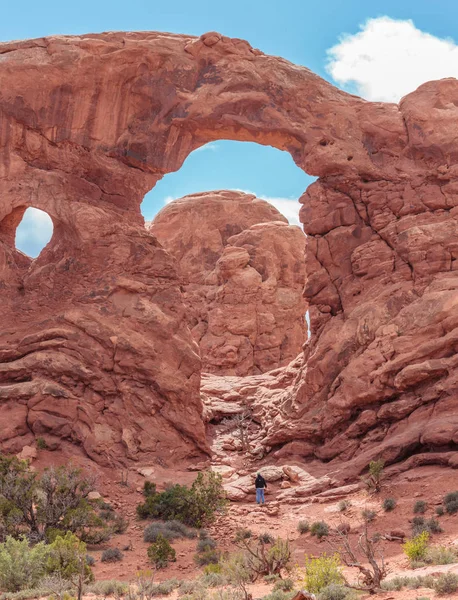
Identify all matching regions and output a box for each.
[149,191,307,375]
[1,30,458,470]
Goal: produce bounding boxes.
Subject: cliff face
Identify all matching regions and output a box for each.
[1,30,458,469]
[149,191,307,375]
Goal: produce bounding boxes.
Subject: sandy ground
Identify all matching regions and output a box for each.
[30,445,458,599]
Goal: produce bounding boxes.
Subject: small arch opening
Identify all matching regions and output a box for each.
[15,208,54,258]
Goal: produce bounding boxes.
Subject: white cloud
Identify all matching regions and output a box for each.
[193,143,219,153]
[262,197,301,226]
[326,17,458,102]
[15,207,53,258]
[235,189,302,226]
[163,196,176,204]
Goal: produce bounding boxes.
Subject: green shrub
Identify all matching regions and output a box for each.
[87,580,129,596]
[426,518,442,534]
[200,572,225,587]
[303,554,344,594]
[297,520,309,534]
[310,521,329,539]
[197,537,217,552]
[0,455,115,544]
[433,572,458,595]
[412,516,443,536]
[85,554,95,566]
[381,576,409,591]
[36,438,47,450]
[0,589,52,600]
[194,549,220,566]
[414,500,427,514]
[144,520,196,543]
[425,545,457,565]
[178,580,204,597]
[436,506,445,516]
[147,535,176,568]
[317,584,355,600]
[137,472,227,527]
[46,531,93,582]
[383,497,396,512]
[403,531,429,562]
[101,547,123,563]
[361,509,376,522]
[273,578,294,592]
[204,563,223,575]
[361,459,385,492]
[444,491,458,514]
[148,580,180,596]
[0,536,49,592]
[234,528,252,541]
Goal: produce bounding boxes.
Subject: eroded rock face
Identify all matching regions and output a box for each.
[149,191,307,375]
[1,31,458,471]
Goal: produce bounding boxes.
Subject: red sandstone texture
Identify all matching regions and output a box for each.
[1,30,458,473]
[148,191,307,376]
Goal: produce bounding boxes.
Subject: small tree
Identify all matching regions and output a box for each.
[403,531,429,563]
[222,552,252,600]
[46,531,93,583]
[137,471,226,527]
[302,553,344,594]
[0,455,116,544]
[361,459,385,493]
[328,523,387,593]
[234,531,291,578]
[147,534,176,568]
[0,535,49,592]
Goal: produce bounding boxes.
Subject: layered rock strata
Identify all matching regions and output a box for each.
[149,191,307,375]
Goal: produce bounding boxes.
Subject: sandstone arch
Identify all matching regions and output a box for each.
[1,31,458,473]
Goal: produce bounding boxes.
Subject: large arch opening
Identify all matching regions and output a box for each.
[141,141,315,226]
[145,141,315,376]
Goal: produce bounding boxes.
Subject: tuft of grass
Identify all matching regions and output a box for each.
[425,546,457,565]
[273,578,294,592]
[413,500,427,514]
[87,580,129,596]
[361,509,376,522]
[338,500,351,512]
[197,537,217,552]
[444,491,458,515]
[144,520,196,543]
[310,521,329,539]
[101,547,123,563]
[383,497,396,512]
[297,520,310,534]
[433,572,458,595]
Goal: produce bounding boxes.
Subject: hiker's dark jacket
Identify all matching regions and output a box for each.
[255,474,267,489]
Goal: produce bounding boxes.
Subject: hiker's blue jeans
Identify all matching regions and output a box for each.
[256,488,265,504]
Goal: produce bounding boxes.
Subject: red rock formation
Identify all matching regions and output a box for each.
[1,31,458,472]
[149,191,307,375]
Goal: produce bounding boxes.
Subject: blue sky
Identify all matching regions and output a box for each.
[6,0,458,256]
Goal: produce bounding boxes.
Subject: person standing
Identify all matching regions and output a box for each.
[255,472,267,504]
